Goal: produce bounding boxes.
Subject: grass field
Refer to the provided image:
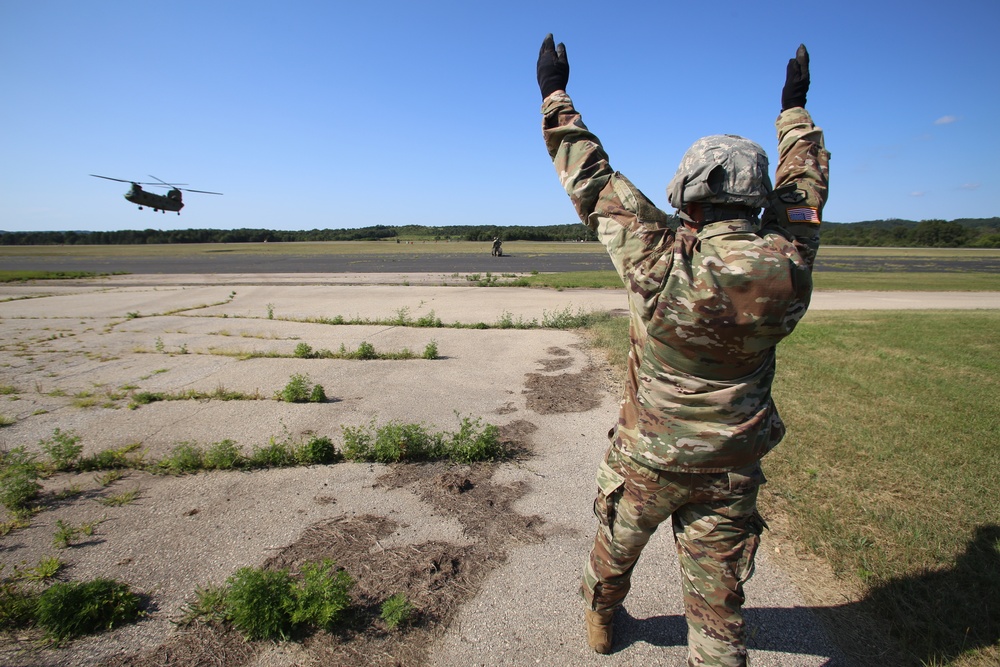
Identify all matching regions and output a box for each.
[583,311,1000,666]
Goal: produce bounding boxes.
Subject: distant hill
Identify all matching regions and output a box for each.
[2,217,998,248]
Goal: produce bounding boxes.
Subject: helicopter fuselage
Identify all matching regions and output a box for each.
[124,184,184,213]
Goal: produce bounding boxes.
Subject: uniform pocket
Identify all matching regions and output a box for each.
[593,459,626,538]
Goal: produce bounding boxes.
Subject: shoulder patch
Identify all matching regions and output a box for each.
[779,188,807,204]
[787,207,820,224]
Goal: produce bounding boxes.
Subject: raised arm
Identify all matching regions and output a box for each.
[762,45,830,268]
[537,35,672,300]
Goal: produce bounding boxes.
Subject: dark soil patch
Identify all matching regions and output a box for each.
[100,421,542,667]
[524,363,603,414]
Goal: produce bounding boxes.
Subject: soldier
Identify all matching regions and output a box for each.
[537,35,829,666]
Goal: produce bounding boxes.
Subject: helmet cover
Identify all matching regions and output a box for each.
[666,135,772,210]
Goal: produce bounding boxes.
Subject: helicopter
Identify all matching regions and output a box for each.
[90,174,222,214]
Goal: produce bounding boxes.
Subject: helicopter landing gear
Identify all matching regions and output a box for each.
[138,206,143,210]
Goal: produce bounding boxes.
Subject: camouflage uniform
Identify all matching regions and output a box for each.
[542,91,829,666]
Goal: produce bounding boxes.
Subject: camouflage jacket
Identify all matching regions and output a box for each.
[542,92,830,472]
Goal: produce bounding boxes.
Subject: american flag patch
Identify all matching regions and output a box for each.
[787,207,820,223]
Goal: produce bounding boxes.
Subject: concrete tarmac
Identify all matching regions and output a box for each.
[1,275,996,666]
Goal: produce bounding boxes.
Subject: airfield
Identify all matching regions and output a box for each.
[1,254,998,666]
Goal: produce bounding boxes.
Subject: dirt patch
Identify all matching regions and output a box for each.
[97,421,544,667]
[523,364,602,414]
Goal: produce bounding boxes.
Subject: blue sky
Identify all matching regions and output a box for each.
[1,0,998,232]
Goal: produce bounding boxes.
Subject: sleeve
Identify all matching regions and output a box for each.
[760,107,830,269]
[541,92,674,316]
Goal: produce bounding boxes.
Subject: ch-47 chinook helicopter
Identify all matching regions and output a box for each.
[90,174,222,214]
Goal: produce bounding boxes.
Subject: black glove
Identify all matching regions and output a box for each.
[537,33,569,100]
[781,44,810,110]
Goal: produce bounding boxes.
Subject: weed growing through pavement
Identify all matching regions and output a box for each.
[266,303,275,320]
[0,447,42,514]
[39,428,82,472]
[184,560,353,641]
[0,415,14,427]
[423,340,439,360]
[34,578,142,642]
[275,373,326,403]
[340,414,502,464]
[52,518,102,548]
[96,486,140,507]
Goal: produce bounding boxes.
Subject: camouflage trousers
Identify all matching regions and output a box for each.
[581,445,766,667]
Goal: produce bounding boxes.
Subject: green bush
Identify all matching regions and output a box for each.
[309,384,327,403]
[354,341,377,360]
[295,436,339,465]
[277,374,320,403]
[422,340,439,360]
[293,342,314,359]
[204,439,243,470]
[225,567,295,641]
[0,447,42,512]
[446,416,503,463]
[36,579,141,641]
[76,443,143,471]
[290,560,353,630]
[248,440,296,468]
[157,443,204,474]
[39,428,83,471]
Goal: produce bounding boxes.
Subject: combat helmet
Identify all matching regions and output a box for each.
[666,135,772,217]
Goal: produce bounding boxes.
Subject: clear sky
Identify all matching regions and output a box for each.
[2,0,998,232]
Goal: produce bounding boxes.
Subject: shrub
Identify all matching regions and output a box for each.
[309,384,326,403]
[204,439,243,470]
[248,440,296,468]
[380,593,415,629]
[35,578,141,641]
[446,416,503,464]
[225,567,296,640]
[0,447,42,512]
[422,340,439,360]
[290,560,353,630]
[276,374,312,403]
[76,443,143,471]
[295,436,339,465]
[354,341,377,360]
[293,342,314,359]
[39,428,83,471]
[157,443,204,474]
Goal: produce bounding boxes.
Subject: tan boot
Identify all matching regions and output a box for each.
[584,609,615,654]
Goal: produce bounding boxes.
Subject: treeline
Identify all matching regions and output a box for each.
[819,218,1000,248]
[3,218,998,247]
[0,223,598,245]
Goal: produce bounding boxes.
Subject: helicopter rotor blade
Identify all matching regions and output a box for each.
[178,188,223,195]
[90,174,134,184]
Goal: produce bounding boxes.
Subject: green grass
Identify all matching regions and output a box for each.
[581,310,1000,665]
[0,270,124,282]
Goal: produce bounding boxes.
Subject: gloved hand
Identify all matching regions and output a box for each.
[537,33,569,100]
[781,44,810,110]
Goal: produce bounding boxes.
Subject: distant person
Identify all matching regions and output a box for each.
[537,35,829,665]
[492,237,503,257]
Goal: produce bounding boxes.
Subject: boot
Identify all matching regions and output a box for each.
[584,608,615,654]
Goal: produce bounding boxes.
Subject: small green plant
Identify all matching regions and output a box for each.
[247,439,296,468]
[94,470,124,487]
[293,342,314,359]
[40,428,83,471]
[179,584,228,625]
[294,436,339,465]
[0,385,17,395]
[0,447,42,512]
[204,439,243,470]
[35,578,142,641]
[126,311,139,319]
[178,343,188,355]
[52,520,78,548]
[291,560,353,630]
[225,567,295,640]
[0,415,14,427]
[97,486,140,507]
[380,593,415,629]
[266,303,275,320]
[422,340,439,360]
[21,556,63,582]
[154,337,165,353]
[354,341,377,360]
[157,443,204,474]
[276,374,325,403]
[77,442,144,471]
